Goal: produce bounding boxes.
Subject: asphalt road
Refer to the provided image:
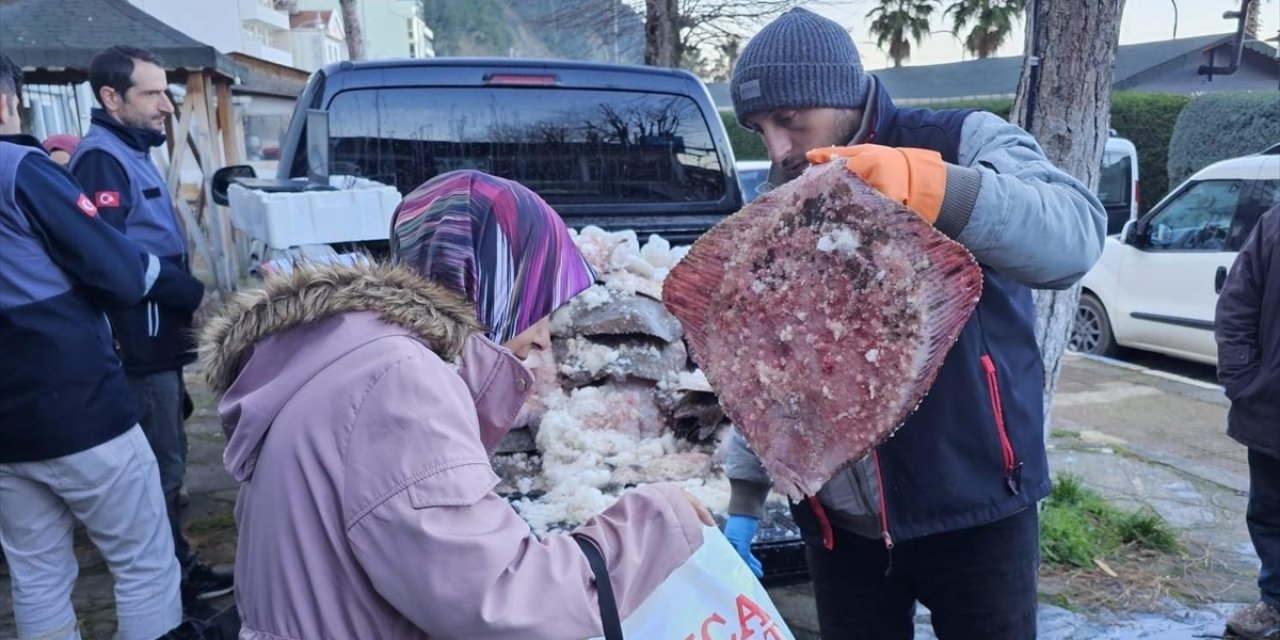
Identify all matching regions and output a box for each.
[1088,347,1220,386]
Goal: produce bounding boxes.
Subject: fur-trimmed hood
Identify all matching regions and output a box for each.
[199,261,482,395]
[198,261,494,482]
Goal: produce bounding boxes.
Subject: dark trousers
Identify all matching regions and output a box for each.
[807,507,1039,640]
[127,370,193,571]
[1248,448,1280,609]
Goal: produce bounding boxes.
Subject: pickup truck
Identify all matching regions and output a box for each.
[216,57,808,586]
[270,57,742,245]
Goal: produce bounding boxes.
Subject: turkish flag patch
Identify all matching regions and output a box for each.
[77,194,99,217]
[95,191,121,208]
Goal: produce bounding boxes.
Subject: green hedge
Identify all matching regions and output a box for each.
[720,110,768,160]
[718,93,1195,209]
[1110,92,1190,212]
[1167,92,1280,190]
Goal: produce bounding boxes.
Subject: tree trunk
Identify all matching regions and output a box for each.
[339,0,366,61]
[1010,0,1124,437]
[1244,0,1261,39]
[645,0,681,67]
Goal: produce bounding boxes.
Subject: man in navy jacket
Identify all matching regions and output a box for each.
[69,45,232,607]
[1218,203,1280,639]
[0,51,183,639]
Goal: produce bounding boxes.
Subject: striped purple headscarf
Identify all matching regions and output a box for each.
[390,170,595,344]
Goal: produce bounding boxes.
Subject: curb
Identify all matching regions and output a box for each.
[1067,352,1224,393]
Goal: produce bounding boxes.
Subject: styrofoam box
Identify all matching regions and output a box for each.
[228,176,401,249]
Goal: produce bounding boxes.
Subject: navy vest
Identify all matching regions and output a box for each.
[73,124,187,260]
[794,85,1050,543]
[70,122,200,374]
[0,141,138,462]
[0,143,78,308]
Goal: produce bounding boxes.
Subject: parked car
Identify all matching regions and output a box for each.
[737,159,771,202]
[1099,135,1140,235]
[1069,147,1280,364]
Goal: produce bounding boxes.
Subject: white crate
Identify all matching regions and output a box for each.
[228,176,401,249]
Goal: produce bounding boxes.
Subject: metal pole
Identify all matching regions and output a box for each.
[1024,0,1042,133]
[1198,0,1257,76]
[1170,0,1178,39]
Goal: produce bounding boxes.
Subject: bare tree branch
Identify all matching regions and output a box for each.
[517,0,803,73]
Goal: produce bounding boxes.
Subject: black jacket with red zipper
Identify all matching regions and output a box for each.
[1216,204,1280,461]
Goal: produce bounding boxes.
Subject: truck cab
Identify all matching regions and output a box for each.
[274,57,744,246]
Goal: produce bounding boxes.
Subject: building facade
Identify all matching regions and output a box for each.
[289,10,349,73]
[294,0,434,60]
[129,0,296,67]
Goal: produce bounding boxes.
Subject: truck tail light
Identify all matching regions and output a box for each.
[484,73,560,86]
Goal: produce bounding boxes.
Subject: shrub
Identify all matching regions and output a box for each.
[1167,91,1280,190]
[720,109,767,160]
[1110,92,1190,212]
[1040,474,1180,569]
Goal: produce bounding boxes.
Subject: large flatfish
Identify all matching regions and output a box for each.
[663,160,983,499]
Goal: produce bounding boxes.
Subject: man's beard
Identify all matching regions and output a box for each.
[121,110,162,132]
[770,111,865,187]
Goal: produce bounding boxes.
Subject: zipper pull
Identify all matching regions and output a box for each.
[1006,462,1024,495]
[882,531,895,577]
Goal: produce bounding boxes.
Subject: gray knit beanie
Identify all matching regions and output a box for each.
[731,8,871,126]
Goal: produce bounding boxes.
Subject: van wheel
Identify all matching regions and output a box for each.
[1069,293,1118,357]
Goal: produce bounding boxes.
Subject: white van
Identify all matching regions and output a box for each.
[1070,146,1280,364]
[736,160,772,203]
[1098,135,1140,235]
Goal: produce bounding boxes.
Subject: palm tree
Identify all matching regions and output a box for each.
[946,0,1024,59]
[867,0,940,67]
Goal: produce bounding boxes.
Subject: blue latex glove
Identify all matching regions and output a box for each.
[723,515,764,578]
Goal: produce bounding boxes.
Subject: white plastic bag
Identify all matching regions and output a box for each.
[589,525,796,640]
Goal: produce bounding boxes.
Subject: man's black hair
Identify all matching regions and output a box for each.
[0,51,22,100]
[89,45,164,106]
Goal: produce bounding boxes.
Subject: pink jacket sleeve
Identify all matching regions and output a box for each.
[343,352,706,639]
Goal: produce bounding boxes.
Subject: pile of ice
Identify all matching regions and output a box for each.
[504,227,737,534]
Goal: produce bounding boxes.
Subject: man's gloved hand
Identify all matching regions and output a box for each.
[806,144,947,224]
[723,515,764,578]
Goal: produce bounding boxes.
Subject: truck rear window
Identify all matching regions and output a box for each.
[318,87,726,205]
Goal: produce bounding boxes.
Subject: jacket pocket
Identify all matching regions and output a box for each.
[407,462,500,509]
[980,354,1022,495]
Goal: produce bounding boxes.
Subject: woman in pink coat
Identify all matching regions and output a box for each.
[199,170,712,639]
